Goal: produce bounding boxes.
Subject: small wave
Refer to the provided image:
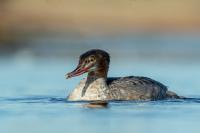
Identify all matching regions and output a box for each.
[0,96,200,105]
[0,96,67,104]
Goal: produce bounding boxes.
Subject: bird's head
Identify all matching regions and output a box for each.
[66,49,110,79]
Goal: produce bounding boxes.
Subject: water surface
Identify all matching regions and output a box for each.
[1,34,200,133]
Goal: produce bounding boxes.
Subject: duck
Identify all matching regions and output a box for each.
[66,49,179,101]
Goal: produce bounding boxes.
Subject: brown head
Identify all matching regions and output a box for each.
[66,49,110,79]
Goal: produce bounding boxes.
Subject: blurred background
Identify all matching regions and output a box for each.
[0,0,200,97]
[1,1,200,133]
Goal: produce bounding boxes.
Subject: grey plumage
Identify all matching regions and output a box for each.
[106,76,178,100]
[67,76,179,101]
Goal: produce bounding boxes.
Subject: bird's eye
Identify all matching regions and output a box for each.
[89,56,95,62]
[90,58,94,62]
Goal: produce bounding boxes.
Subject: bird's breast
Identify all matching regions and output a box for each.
[67,78,108,101]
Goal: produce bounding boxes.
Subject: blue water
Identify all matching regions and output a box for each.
[1,33,200,133]
[0,56,200,133]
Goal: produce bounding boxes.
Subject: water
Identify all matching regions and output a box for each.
[1,96,200,133]
[1,34,200,133]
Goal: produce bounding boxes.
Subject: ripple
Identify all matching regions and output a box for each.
[0,96,200,105]
[0,96,66,104]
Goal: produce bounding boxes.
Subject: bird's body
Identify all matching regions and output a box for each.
[66,49,179,101]
[68,76,178,101]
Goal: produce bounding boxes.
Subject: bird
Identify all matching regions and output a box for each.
[66,49,179,101]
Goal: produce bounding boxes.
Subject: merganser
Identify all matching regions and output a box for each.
[66,49,179,101]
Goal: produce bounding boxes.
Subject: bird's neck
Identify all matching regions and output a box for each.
[86,69,108,89]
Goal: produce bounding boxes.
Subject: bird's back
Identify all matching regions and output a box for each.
[106,76,168,100]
